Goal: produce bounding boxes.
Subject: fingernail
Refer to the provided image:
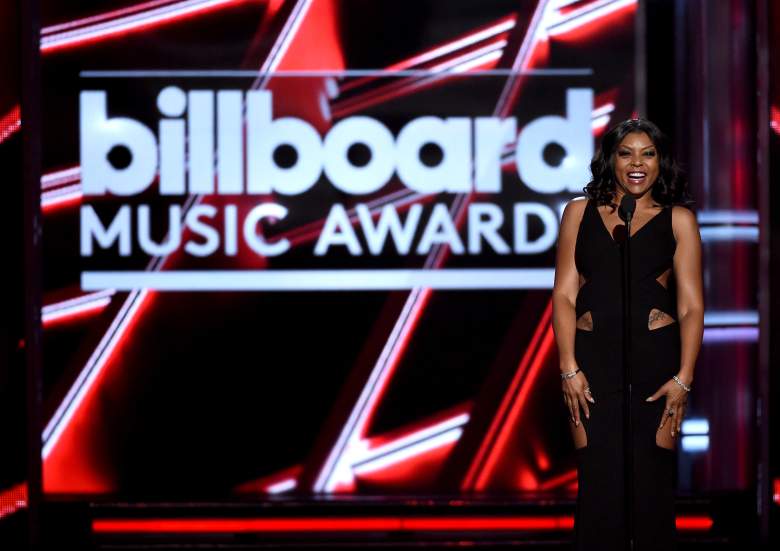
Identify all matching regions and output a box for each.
[645,397,652,401]
[575,420,579,426]
[586,414,589,419]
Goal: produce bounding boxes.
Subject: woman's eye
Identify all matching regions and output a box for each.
[618,150,654,157]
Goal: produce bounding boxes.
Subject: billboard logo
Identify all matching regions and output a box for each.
[78,86,594,290]
[81,87,593,197]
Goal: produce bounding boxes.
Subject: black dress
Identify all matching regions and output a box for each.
[572,198,679,550]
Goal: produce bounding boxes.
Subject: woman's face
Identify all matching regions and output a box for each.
[612,131,660,200]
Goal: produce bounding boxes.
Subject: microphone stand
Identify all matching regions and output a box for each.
[621,205,635,551]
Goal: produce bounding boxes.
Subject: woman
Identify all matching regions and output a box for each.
[552,118,704,550]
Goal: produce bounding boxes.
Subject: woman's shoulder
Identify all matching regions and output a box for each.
[670,205,699,242]
[563,196,589,216]
[670,204,697,224]
[558,197,589,240]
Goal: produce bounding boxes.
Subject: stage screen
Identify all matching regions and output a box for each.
[38,0,739,502]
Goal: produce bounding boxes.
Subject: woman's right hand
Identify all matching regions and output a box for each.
[561,364,595,426]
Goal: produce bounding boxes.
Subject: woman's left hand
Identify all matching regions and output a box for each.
[645,379,689,437]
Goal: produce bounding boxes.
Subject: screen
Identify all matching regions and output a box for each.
[40,0,650,500]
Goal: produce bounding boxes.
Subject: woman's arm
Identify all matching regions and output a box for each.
[552,198,592,426]
[647,205,704,437]
[552,199,584,369]
[671,205,704,390]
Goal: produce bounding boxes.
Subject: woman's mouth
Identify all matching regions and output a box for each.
[626,171,647,185]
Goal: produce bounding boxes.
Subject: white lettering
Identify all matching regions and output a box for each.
[243,202,291,256]
[315,203,362,255]
[80,204,132,256]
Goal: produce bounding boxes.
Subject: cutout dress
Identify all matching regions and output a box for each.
[571,198,679,550]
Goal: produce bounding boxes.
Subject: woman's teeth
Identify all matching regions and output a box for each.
[627,172,646,184]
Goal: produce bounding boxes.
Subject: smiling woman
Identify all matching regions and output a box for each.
[552,117,704,551]
[615,133,659,192]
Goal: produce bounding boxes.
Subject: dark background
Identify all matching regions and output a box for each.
[1,0,777,548]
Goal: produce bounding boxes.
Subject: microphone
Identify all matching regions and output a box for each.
[619,194,636,225]
[617,190,636,549]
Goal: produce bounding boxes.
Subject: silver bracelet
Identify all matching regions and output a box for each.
[672,375,691,392]
[561,368,580,380]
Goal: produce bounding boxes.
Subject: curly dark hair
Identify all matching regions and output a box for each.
[583,117,695,211]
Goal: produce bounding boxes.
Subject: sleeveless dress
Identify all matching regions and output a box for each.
[572,198,679,550]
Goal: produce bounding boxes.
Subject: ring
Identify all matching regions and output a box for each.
[667,408,674,416]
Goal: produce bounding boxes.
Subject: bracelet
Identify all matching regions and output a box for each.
[561,368,580,380]
[672,375,691,392]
